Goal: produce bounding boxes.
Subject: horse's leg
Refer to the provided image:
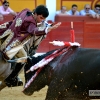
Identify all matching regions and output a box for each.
[0,81,6,91]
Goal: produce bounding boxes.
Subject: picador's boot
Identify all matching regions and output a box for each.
[4,63,24,87]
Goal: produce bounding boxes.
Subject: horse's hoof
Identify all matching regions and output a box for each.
[5,79,23,87]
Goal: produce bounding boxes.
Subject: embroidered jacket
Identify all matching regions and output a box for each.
[0,8,47,51]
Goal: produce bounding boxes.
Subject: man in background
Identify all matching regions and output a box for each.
[0,1,17,16]
[80,4,94,15]
[94,4,100,14]
[79,4,97,18]
[68,4,79,16]
[56,6,69,15]
[93,4,100,19]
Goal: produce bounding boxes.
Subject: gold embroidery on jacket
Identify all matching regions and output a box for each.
[0,22,9,29]
[21,35,31,45]
[9,40,21,48]
[0,29,14,51]
[15,18,22,27]
[0,29,11,39]
[9,35,31,50]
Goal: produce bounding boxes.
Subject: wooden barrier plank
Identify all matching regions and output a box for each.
[37,21,84,52]
[38,16,100,52]
[0,15,14,24]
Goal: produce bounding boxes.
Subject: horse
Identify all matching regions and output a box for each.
[23,46,100,100]
[0,33,46,91]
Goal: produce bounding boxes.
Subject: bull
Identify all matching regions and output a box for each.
[23,46,100,100]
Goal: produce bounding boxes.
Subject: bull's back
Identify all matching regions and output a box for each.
[52,47,100,98]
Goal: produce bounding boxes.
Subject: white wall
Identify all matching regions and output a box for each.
[46,0,56,22]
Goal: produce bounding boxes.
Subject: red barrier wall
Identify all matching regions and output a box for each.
[37,15,100,52]
[0,15,14,24]
[1,15,100,53]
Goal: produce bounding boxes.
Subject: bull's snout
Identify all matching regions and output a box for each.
[22,89,33,96]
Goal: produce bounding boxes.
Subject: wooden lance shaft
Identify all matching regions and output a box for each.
[70,22,75,42]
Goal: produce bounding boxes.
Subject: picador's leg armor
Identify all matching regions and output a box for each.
[4,47,27,87]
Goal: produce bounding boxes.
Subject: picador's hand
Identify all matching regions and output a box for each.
[47,22,61,32]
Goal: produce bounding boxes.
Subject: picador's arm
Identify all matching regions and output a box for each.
[27,22,61,36]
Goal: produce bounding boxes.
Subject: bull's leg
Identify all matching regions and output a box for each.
[46,80,88,100]
[45,81,60,100]
[0,81,6,91]
[46,81,79,100]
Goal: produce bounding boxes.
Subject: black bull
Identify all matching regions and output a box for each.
[23,46,100,100]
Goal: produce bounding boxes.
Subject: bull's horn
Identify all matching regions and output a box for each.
[49,42,53,44]
[7,59,18,63]
[8,57,27,63]
[26,70,31,73]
